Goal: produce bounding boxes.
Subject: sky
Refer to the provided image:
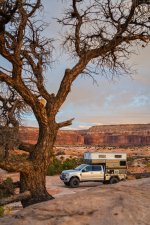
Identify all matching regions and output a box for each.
[23,1,150,130]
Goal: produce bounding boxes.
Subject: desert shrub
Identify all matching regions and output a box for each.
[127,156,134,165]
[47,158,63,176]
[146,162,150,167]
[0,177,15,199]
[135,174,142,179]
[62,158,81,170]
[0,206,4,217]
[47,157,83,176]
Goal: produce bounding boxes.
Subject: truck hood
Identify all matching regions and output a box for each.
[62,169,76,174]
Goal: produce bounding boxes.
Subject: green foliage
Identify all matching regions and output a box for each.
[135,174,142,179]
[0,206,4,217]
[47,157,83,176]
[0,177,15,199]
[127,156,134,162]
[146,162,150,167]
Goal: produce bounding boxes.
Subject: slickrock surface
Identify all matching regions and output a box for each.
[0,178,150,225]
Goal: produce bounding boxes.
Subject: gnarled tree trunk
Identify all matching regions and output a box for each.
[20,167,54,207]
[20,124,57,207]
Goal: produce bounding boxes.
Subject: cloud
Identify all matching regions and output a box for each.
[22,2,150,128]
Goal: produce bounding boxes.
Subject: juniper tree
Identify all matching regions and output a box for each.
[0,0,149,207]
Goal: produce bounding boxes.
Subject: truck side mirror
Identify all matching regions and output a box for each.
[82,169,86,172]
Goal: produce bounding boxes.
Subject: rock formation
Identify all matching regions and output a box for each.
[84,124,150,146]
[19,124,150,147]
[0,178,150,225]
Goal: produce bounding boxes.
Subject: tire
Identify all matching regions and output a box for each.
[64,182,70,186]
[109,177,119,184]
[69,177,80,188]
[103,180,109,185]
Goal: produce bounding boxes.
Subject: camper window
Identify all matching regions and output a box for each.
[98,155,106,158]
[115,155,122,158]
[120,161,126,166]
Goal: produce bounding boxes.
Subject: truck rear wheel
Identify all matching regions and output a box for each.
[109,177,119,184]
[69,177,79,188]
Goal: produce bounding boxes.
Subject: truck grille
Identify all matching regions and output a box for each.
[61,173,66,179]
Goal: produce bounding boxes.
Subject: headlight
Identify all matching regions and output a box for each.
[65,173,69,177]
[61,173,69,178]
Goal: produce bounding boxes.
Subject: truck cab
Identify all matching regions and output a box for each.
[60,164,104,188]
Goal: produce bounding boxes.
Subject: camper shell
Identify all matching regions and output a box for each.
[84,152,127,168]
[84,152,127,181]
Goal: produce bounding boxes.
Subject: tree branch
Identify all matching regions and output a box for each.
[55,57,90,112]
[18,143,35,153]
[0,0,19,33]
[0,160,32,173]
[57,118,74,128]
[0,70,14,86]
[72,0,82,56]
[0,191,31,206]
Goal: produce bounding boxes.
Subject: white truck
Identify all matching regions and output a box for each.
[60,152,127,187]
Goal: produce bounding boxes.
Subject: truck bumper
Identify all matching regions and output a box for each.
[60,175,70,182]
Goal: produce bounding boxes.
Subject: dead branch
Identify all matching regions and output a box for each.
[58,118,75,128]
[0,191,31,206]
[0,160,32,173]
[18,143,35,153]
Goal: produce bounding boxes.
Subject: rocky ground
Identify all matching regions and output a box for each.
[0,177,150,225]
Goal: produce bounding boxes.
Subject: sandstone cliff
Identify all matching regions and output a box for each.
[19,124,150,146]
[84,124,150,146]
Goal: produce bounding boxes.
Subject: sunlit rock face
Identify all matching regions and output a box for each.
[84,124,150,146]
[19,127,84,145]
[19,124,150,146]
[56,131,84,145]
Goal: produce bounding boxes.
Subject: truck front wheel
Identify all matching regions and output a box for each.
[109,177,119,184]
[69,177,80,188]
[64,182,70,187]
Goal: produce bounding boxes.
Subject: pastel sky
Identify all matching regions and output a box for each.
[23,1,150,130]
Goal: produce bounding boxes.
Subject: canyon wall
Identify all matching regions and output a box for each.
[19,124,150,146]
[19,127,84,145]
[84,124,150,146]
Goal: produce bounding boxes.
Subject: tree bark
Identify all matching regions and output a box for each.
[20,124,57,207]
[20,168,54,207]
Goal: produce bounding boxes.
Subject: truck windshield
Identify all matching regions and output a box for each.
[75,164,87,171]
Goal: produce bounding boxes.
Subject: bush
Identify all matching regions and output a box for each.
[0,206,4,217]
[47,157,83,176]
[127,156,134,163]
[146,162,150,167]
[47,158,63,176]
[0,177,15,199]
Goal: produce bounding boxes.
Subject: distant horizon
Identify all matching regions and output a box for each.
[20,122,150,131]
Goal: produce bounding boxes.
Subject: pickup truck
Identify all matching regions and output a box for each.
[60,163,126,188]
